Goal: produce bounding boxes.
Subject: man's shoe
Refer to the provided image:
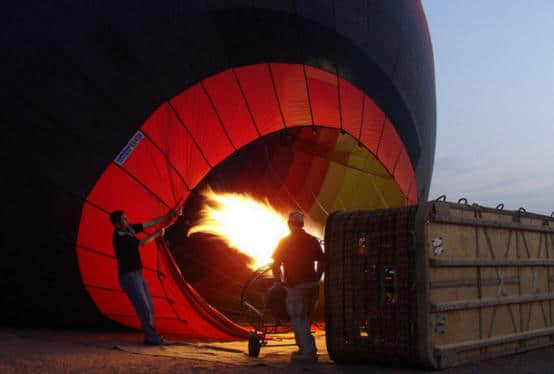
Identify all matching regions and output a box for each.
[291,350,303,357]
[291,352,317,364]
[144,337,165,346]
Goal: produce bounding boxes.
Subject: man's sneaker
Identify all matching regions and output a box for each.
[144,336,165,346]
[291,350,303,358]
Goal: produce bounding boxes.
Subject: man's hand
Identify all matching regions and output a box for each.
[167,206,183,219]
[174,206,183,217]
[144,206,182,229]
[271,262,283,285]
[139,227,165,247]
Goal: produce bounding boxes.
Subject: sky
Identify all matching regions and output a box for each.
[422,1,554,215]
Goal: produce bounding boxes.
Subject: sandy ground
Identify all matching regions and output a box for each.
[1,329,553,373]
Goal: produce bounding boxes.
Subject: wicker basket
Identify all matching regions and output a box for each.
[325,201,554,368]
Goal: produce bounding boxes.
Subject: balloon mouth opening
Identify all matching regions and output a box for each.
[76,63,417,335]
[165,126,401,320]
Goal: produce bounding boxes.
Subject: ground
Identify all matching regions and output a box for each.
[1,329,552,373]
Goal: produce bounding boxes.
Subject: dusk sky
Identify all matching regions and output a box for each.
[422,1,554,215]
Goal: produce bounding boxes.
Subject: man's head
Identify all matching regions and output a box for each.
[110,210,129,229]
[288,211,304,231]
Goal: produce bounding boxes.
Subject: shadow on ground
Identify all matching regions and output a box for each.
[0,329,551,373]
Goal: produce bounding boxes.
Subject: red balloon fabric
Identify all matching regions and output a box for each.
[76,63,417,340]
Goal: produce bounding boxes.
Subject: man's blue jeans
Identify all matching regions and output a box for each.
[119,270,163,343]
[286,281,319,357]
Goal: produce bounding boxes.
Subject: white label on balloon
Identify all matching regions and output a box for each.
[114,131,145,166]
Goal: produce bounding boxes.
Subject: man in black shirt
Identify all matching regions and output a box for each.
[110,207,181,345]
[272,211,324,363]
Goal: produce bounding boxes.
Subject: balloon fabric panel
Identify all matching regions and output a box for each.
[122,137,187,207]
[141,103,210,189]
[87,163,169,223]
[270,63,312,127]
[305,65,341,129]
[377,118,404,175]
[360,96,386,154]
[393,148,416,198]
[233,64,286,136]
[77,202,116,256]
[170,85,235,166]
[338,79,364,139]
[202,69,260,148]
[77,248,120,291]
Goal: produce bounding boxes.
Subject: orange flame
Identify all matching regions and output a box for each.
[188,188,320,269]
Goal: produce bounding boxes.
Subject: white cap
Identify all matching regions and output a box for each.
[288,211,304,225]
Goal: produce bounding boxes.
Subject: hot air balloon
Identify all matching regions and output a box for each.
[2,1,435,340]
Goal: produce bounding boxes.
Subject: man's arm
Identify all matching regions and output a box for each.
[272,261,283,284]
[315,240,325,281]
[315,259,325,281]
[138,227,165,247]
[272,240,284,283]
[143,207,182,229]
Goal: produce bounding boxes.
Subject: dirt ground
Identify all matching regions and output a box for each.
[1,329,553,373]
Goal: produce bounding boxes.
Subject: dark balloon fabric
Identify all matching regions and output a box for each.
[2,1,435,339]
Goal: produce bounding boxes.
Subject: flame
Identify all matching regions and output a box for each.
[188,188,319,269]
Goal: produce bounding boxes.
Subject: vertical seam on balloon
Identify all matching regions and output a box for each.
[406,181,413,205]
[113,162,171,209]
[141,135,179,203]
[404,180,413,206]
[231,67,262,138]
[358,94,366,142]
[166,100,214,168]
[407,179,417,202]
[375,116,388,156]
[311,190,329,217]
[139,132,191,191]
[261,143,305,214]
[156,242,184,325]
[336,72,344,131]
[303,64,315,128]
[199,81,237,151]
[267,63,287,128]
[83,199,110,215]
[391,146,404,176]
